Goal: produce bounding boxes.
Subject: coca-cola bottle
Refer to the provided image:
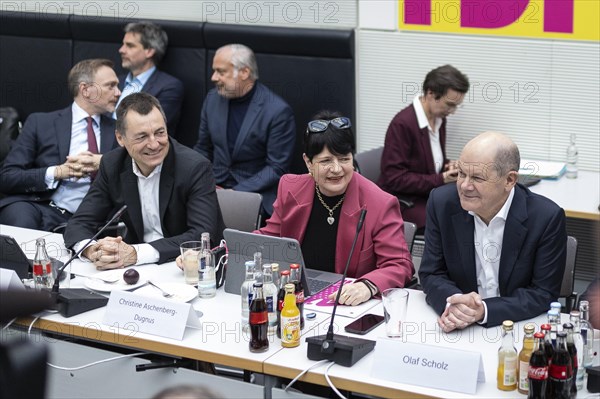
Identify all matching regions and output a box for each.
[528,332,548,399]
[33,238,54,290]
[276,270,290,339]
[540,324,554,398]
[563,322,579,398]
[289,264,305,330]
[540,324,554,363]
[249,282,269,353]
[549,331,572,399]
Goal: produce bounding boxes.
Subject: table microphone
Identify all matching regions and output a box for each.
[306,208,377,367]
[51,205,128,317]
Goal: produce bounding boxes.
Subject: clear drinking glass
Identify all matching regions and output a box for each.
[382,288,409,338]
[180,241,201,285]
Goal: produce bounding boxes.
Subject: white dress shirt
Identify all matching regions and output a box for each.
[413,94,444,173]
[470,187,515,323]
[113,66,156,119]
[45,102,100,213]
[75,161,163,266]
[130,159,163,265]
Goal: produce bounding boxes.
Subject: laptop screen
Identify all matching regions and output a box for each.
[222,229,342,296]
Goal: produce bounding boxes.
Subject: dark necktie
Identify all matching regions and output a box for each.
[86,116,98,180]
[86,116,99,154]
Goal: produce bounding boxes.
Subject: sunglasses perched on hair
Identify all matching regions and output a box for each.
[306,117,352,134]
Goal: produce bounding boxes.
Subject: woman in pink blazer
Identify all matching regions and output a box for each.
[257,111,414,306]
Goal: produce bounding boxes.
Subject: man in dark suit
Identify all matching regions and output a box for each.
[419,132,567,329]
[378,65,469,229]
[116,21,183,135]
[64,93,224,268]
[0,59,120,230]
[193,44,296,216]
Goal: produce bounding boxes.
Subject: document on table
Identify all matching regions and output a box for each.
[519,159,566,179]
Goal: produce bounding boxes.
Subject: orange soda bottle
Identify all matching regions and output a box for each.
[280,283,300,348]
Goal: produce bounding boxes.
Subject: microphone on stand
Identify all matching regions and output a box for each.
[306,208,377,367]
[52,205,128,317]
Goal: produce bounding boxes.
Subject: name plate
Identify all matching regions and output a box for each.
[371,338,485,394]
[0,268,25,291]
[103,290,201,341]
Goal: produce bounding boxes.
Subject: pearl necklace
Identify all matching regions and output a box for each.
[315,185,345,225]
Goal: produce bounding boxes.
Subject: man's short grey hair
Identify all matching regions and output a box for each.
[495,141,520,176]
[124,21,168,65]
[221,44,259,80]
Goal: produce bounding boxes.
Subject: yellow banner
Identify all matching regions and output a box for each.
[399,0,599,42]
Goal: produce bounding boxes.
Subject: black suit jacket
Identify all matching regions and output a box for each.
[119,69,184,135]
[418,183,567,327]
[0,106,116,206]
[63,138,225,263]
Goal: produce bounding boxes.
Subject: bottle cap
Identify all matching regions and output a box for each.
[290,263,300,270]
[557,331,567,338]
[284,283,295,292]
[541,323,551,331]
[548,309,559,316]
[245,261,256,267]
[502,320,514,330]
[534,332,544,339]
[550,302,561,310]
[524,323,535,334]
[562,322,573,330]
[579,300,589,310]
[280,270,290,276]
[271,263,279,271]
[253,282,263,288]
[569,310,580,317]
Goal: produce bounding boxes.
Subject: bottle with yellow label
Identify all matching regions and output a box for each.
[498,320,518,391]
[518,323,536,394]
[280,283,300,348]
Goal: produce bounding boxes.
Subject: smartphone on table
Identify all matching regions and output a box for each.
[344,313,384,335]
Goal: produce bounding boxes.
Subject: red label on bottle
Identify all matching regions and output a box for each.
[277,299,284,311]
[528,366,548,380]
[249,312,268,325]
[549,365,568,380]
[33,263,43,276]
[295,291,304,303]
[45,262,52,274]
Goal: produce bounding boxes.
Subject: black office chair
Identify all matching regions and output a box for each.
[560,236,578,313]
[354,146,414,209]
[216,190,263,232]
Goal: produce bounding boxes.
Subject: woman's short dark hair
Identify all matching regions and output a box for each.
[304,110,356,160]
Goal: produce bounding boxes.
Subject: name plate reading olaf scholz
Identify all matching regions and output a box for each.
[370,338,485,394]
[103,290,201,341]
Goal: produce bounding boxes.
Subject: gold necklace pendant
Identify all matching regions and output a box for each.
[315,185,345,226]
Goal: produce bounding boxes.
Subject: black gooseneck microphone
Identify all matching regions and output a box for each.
[51,205,128,317]
[306,208,377,367]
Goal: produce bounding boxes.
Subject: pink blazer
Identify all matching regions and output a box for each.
[258,172,414,292]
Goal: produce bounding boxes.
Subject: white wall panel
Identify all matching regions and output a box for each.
[2,1,356,28]
[357,30,600,172]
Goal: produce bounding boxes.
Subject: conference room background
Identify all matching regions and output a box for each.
[1,0,598,281]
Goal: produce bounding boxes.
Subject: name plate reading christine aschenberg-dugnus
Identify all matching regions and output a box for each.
[103,290,201,341]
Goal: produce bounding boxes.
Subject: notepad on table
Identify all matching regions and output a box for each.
[519,159,566,180]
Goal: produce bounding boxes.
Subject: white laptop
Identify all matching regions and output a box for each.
[222,228,342,296]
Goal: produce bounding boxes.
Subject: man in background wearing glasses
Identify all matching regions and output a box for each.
[193,44,296,217]
[0,59,120,231]
[378,65,470,231]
